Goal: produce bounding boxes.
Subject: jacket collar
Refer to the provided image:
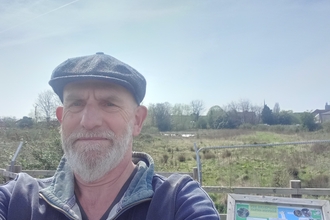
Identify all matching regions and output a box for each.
[39,152,155,211]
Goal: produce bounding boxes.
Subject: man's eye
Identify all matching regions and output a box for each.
[105,102,115,107]
[67,101,84,108]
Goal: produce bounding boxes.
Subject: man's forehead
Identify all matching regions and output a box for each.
[65,80,129,92]
[63,80,133,98]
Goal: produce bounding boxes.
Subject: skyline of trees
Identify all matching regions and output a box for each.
[0,90,323,132]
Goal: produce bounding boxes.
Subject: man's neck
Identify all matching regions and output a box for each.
[74,153,136,220]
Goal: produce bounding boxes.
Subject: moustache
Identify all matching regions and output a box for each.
[64,129,116,145]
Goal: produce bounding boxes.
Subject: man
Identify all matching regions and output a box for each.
[0,52,220,220]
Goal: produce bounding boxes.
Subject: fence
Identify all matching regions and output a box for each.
[2,140,330,219]
[0,167,197,182]
[194,139,330,187]
[2,166,330,197]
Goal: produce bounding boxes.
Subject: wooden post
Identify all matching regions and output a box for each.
[290,180,302,198]
[5,166,10,182]
[5,165,21,181]
[193,167,198,182]
[14,165,22,173]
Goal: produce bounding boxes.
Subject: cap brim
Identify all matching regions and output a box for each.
[49,75,138,104]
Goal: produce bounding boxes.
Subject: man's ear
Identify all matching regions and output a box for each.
[56,107,64,123]
[133,105,148,136]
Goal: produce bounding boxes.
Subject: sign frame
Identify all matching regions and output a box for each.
[227,193,330,220]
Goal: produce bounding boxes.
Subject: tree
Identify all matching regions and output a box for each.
[190,100,204,122]
[171,103,192,131]
[261,104,274,125]
[145,104,156,127]
[276,111,295,125]
[35,90,61,122]
[207,105,225,129]
[153,102,172,131]
[18,116,33,128]
[238,99,251,112]
[250,105,263,124]
[301,112,318,131]
[196,117,207,129]
[225,101,239,112]
[273,103,280,114]
[0,117,17,128]
[214,110,240,129]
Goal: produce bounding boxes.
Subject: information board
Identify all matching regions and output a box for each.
[227,194,330,220]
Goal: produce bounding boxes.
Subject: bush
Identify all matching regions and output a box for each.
[305,175,330,188]
[311,143,330,155]
[222,150,231,158]
[18,117,33,129]
[162,154,169,164]
[300,112,318,131]
[203,152,216,159]
[178,154,186,162]
[239,123,253,129]
[322,122,330,132]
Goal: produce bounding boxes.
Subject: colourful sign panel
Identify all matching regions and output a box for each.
[235,202,323,220]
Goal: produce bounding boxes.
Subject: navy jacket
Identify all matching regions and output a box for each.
[0,152,220,220]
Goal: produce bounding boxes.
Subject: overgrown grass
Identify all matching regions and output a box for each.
[1,125,330,213]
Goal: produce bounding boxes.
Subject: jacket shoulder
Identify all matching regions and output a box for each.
[149,173,220,220]
[0,173,54,219]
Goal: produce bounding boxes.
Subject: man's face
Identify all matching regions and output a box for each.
[56,80,147,183]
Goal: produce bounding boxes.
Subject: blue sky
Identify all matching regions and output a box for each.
[1,0,329,118]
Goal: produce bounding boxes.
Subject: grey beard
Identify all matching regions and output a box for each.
[60,125,133,183]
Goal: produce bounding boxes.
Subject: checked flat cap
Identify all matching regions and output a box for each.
[49,52,146,104]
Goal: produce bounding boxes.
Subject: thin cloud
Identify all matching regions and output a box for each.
[0,0,79,34]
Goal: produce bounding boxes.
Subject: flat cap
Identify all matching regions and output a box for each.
[49,52,146,104]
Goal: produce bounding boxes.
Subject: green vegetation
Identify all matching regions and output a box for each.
[1,124,330,213]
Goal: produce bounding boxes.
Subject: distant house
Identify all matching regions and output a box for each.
[313,103,330,123]
[315,111,330,123]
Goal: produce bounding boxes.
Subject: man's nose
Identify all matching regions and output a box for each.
[80,104,103,129]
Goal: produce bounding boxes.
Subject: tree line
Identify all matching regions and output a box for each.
[145,100,317,131]
[0,90,319,131]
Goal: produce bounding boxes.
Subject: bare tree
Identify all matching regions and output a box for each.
[224,101,239,112]
[190,100,204,122]
[273,102,280,114]
[250,104,263,124]
[35,90,61,122]
[238,99,251,112]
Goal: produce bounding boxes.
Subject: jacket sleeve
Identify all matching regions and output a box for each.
[148,174,220,220]
[0,174,57,220]
[0,182,11,220]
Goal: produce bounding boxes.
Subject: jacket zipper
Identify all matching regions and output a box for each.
[40,193,152,220]
[111,198,152,220]
[39,193,77,220]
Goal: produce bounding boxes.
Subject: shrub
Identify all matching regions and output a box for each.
[287,167,299,179]
[322,122,330,132]
[239,123,253,129]
[178,154,186,162]
[222,150,231,158]
[18,117,33,129]
[137,133,155,143]
[203,152,216,159]
[162,154,169,164]
[311,143,330,155]
[272,170,287,187]
[305,175,330,188]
